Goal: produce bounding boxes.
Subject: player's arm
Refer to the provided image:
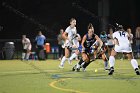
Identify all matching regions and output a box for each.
[95,35,103,51]
[81,35,86,52]
[112,32,119,45]
[62,32,68,40]
[77,34,81,41]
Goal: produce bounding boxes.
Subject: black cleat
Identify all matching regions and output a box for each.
[135,68,140,75]
[76,68,80,72]
[138,65,140,69]
[72,65,77,71]
[108,67,114,75]
[72,67,75,71]
[105,68,110,71]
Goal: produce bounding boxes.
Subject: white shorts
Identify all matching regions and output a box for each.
[64,40,72,48]
[114,44,132,53]
[23,45,32,50]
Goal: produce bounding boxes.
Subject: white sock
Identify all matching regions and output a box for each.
[104,61,108,68]
[76,63,80,68]
[26,53,30,60]
[60,56,66,66]
[22,53,26,60]
[131,59,138,69]
[67,58,71,65]
[109,56,115,67]
[70,53,78,61]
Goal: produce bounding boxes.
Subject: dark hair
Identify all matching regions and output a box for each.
[101,31,106,35]
[88,23,94,30]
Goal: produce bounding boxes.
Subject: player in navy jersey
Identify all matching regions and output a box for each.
[72,23,108,71]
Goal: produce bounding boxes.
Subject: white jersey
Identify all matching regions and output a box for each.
[113,31,132,53]
[65,26,77,41]
[22,38,32,50]
[64,26,77,48]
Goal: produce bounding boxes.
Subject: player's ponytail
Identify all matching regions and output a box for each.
[88,23,94,30]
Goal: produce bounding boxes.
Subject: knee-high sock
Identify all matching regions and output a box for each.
[76,59,84,68]
[82,62,91,69]
[26,53,30,60]
[22,53,26,60]
[67,58,71,65]
[131,59,138,70]
[70,53,78,61]
[104,61,108,68]
[109,56,115,67]
[60,56,67,66]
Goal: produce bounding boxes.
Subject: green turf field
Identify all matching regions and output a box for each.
[0,59,140,93]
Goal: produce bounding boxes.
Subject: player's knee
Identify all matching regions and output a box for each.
[82,57,88,62]
[102,56,107,61]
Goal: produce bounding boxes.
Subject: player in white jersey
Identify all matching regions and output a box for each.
[22,35,32,60]
[59,18,77,68]
[108,26,140,75]
[69,33,81,62]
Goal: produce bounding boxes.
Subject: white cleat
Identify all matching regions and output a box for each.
[59,65,64,69]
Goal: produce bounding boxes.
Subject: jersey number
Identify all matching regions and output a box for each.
[119,32,125,37]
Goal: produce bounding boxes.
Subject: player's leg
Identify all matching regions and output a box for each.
[101,53,108,70]
[127,53,140,75]
[58,45,62,60]
[70,50,79,61]
[25,49,31,60]
[108,49,117,75]
[22,49,26,60]
[73,58,84,71]
[59,47,70,68]
[78,53,90,71]
[81,61,91,72]
[73,53,89,71]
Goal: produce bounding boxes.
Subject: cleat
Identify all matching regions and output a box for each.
[104,67,110,71]
[72,67,75,71]
[135,68,140,75]
[59,65,64,69]
[108,67,114,75]
[76,68,80,72]
[136,71,140,75]
[138,65,140,69]
[72,65,76,71]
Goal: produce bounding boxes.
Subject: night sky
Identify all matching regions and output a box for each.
[0,0,140,39]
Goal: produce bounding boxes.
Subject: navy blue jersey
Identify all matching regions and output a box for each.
[84,34,96,49]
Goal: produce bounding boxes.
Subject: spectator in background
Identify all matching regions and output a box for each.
[35,31,46,60]
[22,35,32,61]
[135,27,140,58]
[57,29,65,60]
[127,28,133,46]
